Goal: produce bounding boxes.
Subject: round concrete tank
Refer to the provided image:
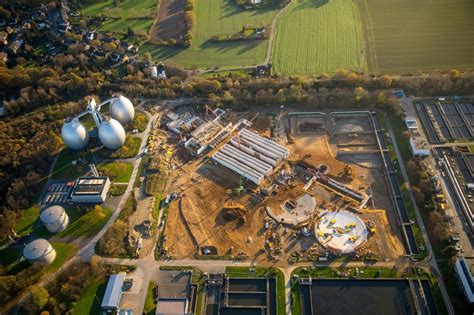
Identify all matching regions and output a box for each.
[110,95,134,125]
[40,205,69,233]
[23,239,56,265]
[99,118,126,150]
[61,118,89,150]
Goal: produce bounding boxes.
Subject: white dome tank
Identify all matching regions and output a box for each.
[40,205,69,233]
[110,95,135,125]
[99,118,126,150]
[61,118,89,150]
[23,239,56,265]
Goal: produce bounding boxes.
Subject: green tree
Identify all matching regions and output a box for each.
[25,285,49,313]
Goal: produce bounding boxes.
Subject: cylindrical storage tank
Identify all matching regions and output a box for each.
[99,118,126,150]
[23,239,56,265]
[40,205,69,233]
[110,95,135,125]
[61,118,89,150]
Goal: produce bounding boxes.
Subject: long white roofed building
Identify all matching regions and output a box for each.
[212,129,289,185]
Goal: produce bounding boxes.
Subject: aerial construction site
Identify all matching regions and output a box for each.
[159,107,407,264]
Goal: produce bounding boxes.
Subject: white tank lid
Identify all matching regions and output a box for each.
[40,205,66,224]
[23,239,53,260]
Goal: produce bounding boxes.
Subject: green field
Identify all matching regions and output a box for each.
[141,0,280,68]
[362,0,474,73]
[272,0,365,74]
[56,207,112,239]
[98,161,133,183]
[81,0,156,35]
[72,276,107,315]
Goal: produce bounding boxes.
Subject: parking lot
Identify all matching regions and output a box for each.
[40,181,74,205]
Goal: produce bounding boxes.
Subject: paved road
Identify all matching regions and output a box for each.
[384,113,455,315]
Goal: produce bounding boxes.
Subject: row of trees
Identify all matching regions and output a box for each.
[406,157,456,260]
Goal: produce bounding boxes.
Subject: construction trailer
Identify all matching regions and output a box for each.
[212,128,289,185]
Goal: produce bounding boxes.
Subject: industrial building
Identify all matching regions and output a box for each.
[155,270,195,315]
[70,176,111,203]
[23,239,56,265]
[454,257,474,303]
[184,108,230,155]
[40,205,69,233]
[166,112,202,134]
[405,117,430,156]
[101,273,126,312]
[212,128,289,185]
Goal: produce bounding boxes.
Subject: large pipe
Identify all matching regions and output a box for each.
[230,139,277,166]
[221,144,272,174]
[239,131,284,158]
[234,137,280,161]
[212,153,262,184]
[214,152,263,180]
[240,129,289,156]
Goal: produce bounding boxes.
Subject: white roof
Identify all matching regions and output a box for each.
[23,238,53,260]
[40,205,65,224]
[101,273,125,309]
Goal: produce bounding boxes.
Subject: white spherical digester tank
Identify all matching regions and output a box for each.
[23,239,57,265]
[40,205,69,233]
[61,118,89,150]
[99,118,126,150]
[110,95,135,125]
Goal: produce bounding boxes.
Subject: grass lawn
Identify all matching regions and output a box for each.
[110,184,127,196]
[52,148,90,180]
[72,275,107,315]
[98,161,133,183]
[56,207,112,239]
[80,0,156,35]
[99,135,141,159]
[361,0,474,73]
[45,243,78,273]
[272,0,365,74]
[141,0,280,68]
[144,281,157,315]
[12,206,40,237]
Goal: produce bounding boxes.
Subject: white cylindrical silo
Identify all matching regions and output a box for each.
[40,205,69,233]
[99,117,126,150]
[61,118,89,150]
[110,94,135,125]
[23,239,56,265]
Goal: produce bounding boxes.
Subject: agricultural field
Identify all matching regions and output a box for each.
[141,0,280,68]
[272,0,365,74]
[80,0,156,35]
[361,0,474,73]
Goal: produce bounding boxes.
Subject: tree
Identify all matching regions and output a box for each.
[276,89,286,104]
[222,91,234,104]
[143,53,152,65]
[379,75,392,88]
[25,285,49,313]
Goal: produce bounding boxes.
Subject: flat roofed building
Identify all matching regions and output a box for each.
[405,117,430,156]
[101,273,125,311]
[70,176,110,203]
[455,257,474,303]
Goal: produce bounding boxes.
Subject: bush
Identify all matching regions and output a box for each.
[110,184,127,196]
